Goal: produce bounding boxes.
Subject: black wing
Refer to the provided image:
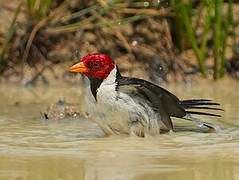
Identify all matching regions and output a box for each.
[117,77,186,130]
[117,76,222,130]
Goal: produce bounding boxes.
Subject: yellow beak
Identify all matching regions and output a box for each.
[69,62,89,73]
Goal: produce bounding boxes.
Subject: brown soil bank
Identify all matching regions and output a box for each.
[0,0,239,85]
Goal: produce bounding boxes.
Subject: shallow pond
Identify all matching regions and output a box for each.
[0,80,239,180]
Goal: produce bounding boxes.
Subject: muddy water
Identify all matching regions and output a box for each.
[0,81,239,180]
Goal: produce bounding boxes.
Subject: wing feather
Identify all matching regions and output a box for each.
[117,76,222,131]
[117,77,185,130]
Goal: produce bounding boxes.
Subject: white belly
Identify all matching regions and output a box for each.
[85,82,160,136]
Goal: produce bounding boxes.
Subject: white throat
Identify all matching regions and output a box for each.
[96,66,118,101]
[101,66,117,86]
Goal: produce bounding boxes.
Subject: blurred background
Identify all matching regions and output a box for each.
[1,1,239,180]
[0,0,238,85]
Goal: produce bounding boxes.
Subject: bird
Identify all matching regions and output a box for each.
[69,53,222,137]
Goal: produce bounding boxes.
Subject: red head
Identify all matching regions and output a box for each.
[69,53,115,79]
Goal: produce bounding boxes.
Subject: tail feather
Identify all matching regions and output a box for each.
[181,99,212,103]
[180,99,220,107]
[185,106,223,111]
[182,102,220,107]
[180,99,222,118]
[178,99,223,131]
[185,111,221,117]
[181,98,219,102]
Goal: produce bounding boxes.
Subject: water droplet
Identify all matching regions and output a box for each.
[155,0,160,6]
[60,113,64,118]
[132,40,138,46]
[144,2,149,7]
[118,21,121,25]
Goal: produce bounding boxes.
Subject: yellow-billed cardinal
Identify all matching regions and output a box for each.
[70,53,222,137]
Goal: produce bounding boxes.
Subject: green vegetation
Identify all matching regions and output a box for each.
[0,3,21,73]
[0,0,237,82]
[171,0,236,79]
[27,0,53,20]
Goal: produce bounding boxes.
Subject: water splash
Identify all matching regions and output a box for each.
[144,2,150,7]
